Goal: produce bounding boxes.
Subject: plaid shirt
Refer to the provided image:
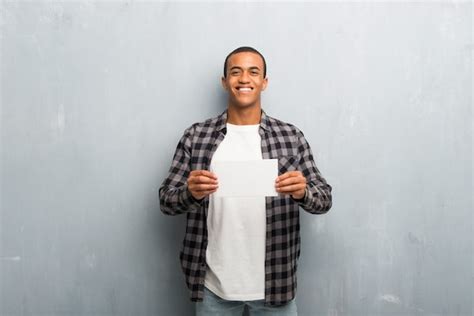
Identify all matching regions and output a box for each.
[159,110,332,306]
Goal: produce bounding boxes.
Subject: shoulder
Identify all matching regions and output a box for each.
[265,113,305,138]
[181,112,222,139]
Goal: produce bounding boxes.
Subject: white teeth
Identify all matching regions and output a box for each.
[239,87,252,91]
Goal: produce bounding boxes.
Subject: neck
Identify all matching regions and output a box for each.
[227,104,261,125]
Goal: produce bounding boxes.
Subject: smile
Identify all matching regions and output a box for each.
[237,87,253,92]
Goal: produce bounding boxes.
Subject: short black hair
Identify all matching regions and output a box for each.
[223,46,267,78]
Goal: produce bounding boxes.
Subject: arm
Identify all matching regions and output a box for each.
[292,130,333,214]
[158,128,202,216]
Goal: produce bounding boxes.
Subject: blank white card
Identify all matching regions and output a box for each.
[211,159,278,197]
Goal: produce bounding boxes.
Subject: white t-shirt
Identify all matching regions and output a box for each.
[204,123,266,300]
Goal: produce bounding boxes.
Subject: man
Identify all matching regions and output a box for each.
[159,46,332,315]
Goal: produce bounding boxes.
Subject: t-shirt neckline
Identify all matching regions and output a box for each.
[226,123,260,131]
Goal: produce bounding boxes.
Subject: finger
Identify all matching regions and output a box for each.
[189,175,218,185]
[197,175,219,184]
[190,183,219,192]
[276,171,302,183]
[276,176,305,188]
[190,170,217,179]
[276,183,306,193]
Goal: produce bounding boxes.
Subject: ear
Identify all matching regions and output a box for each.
[221,76,228,90]
[261,77,268,91]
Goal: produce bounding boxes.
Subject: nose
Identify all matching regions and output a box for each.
[238,71,250,83]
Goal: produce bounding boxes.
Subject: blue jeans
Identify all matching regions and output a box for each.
[195,286,298,316]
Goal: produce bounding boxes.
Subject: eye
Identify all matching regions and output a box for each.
[251,70,259,75]
[231,70,241,76]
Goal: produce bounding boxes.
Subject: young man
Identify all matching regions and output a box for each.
[159,47,332,315]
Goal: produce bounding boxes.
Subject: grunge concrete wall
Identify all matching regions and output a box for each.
[1,2,472,315]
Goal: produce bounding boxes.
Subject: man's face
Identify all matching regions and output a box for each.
[221,52,268,109]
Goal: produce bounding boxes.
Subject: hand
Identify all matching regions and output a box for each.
[187,170,218,200]
[275,171,306,200]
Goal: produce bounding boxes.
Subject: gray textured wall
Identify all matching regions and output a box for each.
[1,1,472,316]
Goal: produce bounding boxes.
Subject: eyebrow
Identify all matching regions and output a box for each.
[229,66,261,71]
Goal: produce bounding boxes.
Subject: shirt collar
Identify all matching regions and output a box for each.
[215,109,271,133]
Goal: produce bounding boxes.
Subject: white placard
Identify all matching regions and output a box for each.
[211,159,278,197]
